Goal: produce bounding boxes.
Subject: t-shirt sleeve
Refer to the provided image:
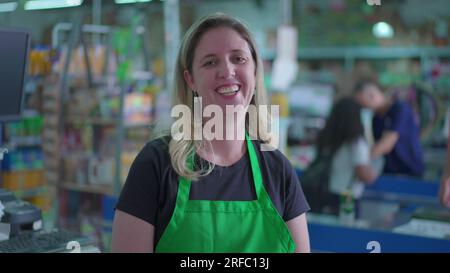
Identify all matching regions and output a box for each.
[385,103,409,135]
[283,159,310,221]
[115,143,160,226]
[351,137,370,166]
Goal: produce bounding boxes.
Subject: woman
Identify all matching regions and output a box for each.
[111,13,310,253]
[309,97,378,214]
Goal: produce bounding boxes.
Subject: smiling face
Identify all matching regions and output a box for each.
[183,26,256,111]
[355,83,385,111]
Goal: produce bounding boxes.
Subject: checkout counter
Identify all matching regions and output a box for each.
[304,174,450,253]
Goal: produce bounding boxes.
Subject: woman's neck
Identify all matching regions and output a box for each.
[197,139,246,167]
[196,116,247,167]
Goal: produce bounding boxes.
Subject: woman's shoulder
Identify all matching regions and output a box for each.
[351,136,369,148]
[348,137,370,164]
[138,135,171,161]
[342,137,369,155]
[146,135,171,149]
[390,99,412,116]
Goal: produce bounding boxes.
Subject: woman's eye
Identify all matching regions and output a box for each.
[234,56,247,63]
[203,60,216,66]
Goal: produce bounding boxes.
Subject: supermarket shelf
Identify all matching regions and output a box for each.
[14,186,48,199]
[22,109,41,118]
[124,123,152,130]
[60,182,113,195]
[65,117,154,129]
[65,116,116,126]
[3,137,42,150]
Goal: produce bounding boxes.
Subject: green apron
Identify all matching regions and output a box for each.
[155,134,295,253]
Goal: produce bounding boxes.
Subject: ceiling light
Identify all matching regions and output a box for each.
[115,0,152,4]
[373,22,394,39]
[25,0,83,11]
[0,1,17,13]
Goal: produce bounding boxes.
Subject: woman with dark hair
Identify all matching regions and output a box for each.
[311,97,378,213]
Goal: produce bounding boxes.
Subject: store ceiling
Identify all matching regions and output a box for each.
[1,0,449,25]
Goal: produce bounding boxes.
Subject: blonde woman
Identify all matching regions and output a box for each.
[111,13,310,253]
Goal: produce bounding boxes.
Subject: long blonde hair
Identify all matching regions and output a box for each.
[168,12,273,181]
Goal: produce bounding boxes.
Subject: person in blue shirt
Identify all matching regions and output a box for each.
[440,133,450,208]
[354,80,425,177]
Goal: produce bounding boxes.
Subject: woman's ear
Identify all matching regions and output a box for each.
[183,70,195,91]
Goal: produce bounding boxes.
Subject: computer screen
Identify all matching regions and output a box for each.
[0,28,30,122]
[288,83,335,117]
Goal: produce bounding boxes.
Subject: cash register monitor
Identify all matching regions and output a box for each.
[0,27,30,122]
[0,29,36,238]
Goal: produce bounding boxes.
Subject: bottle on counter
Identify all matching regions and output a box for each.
[339,191,355,226]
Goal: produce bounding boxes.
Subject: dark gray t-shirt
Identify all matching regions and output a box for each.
[116,137,310,249]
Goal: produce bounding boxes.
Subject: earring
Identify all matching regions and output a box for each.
[192,90,198,106]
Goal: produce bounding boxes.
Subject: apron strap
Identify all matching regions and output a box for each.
[245,132,264,200]
[177,153,194,208]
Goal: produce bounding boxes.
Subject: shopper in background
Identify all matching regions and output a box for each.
[440,132,450,208]
[303,97,379,214]
[111,13,310,253]
[354,80,425,177]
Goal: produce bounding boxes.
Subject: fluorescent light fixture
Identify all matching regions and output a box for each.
[25,0,83,11]
[372,22,394,38]
[115,0,152,4]
[0,1,17,13]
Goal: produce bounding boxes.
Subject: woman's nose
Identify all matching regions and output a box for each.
[218,61,235,79]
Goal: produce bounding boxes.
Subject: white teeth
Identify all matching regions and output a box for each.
[216,85,239,94]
